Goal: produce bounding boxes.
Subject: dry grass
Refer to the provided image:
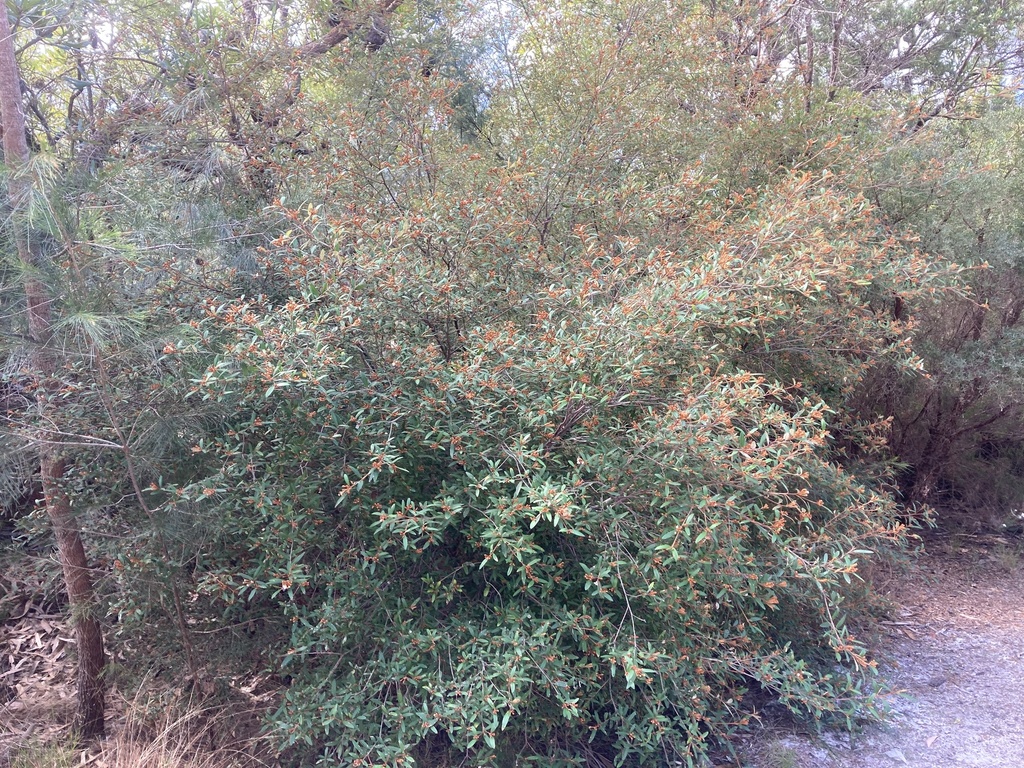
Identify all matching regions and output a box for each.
[2,561,283,768]
[762,740,800,768]
[6,695,277,768]
[993,539,1024,573]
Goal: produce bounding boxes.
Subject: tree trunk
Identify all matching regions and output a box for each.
[46,456,106,737]
[0,9,105,738]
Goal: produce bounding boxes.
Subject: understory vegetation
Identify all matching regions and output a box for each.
[2,0,1024,766]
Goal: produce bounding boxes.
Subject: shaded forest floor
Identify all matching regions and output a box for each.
[0,554,274,767]
[2,531,1022,767]
[740,530,1024,768]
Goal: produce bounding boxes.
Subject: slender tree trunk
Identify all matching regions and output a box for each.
[0,11,105,738]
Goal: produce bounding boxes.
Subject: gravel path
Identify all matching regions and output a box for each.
[741,536,1024,768]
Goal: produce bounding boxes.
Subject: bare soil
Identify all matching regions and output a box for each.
[739,532,1024,768]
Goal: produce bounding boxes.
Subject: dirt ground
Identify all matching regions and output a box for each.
[739,532,1024,768]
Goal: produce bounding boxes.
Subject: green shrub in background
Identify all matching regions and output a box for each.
[861,108,1024,520]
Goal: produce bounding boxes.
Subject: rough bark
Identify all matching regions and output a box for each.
[0,9,105,738]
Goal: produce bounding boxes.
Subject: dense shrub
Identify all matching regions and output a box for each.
[151,35,951,757]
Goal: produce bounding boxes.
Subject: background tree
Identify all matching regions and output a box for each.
[0,0,105,737]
